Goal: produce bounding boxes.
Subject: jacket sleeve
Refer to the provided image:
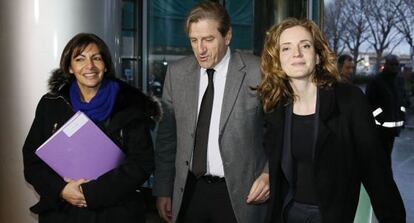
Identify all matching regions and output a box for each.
[365,79,380,114]
[152,64,177,197]
[81,116,154,209]
[22,98,67,212]
[351,88,406,223]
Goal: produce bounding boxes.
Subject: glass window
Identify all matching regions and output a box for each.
[147,0,198,97]
[120,0,142,88]
[146,0,257,97]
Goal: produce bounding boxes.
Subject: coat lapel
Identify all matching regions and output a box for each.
[314,86,336,160]
[281,103,294,187]
[266,102,295,212]
[219,52,246,133]
[265,104,285,159]
[183,58,201,134]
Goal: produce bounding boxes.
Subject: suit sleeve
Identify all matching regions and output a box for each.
[351,88,405,222]
[22,98,67,212]
[82,116,154,209]
[152,64,177,197]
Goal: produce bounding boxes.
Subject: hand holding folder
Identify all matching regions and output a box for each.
[36,111,125,180]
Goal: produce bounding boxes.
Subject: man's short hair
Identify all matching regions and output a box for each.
[185,1,231,37]
[384,54,399,64]
[337,54,353,68]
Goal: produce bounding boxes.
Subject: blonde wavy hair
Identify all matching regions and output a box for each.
[257,18,340,112]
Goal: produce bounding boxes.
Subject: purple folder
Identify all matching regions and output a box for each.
[36,111,125,180]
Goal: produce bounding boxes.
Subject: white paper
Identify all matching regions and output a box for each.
[63,113,88,137]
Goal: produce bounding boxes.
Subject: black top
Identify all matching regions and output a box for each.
[291,113,317,204]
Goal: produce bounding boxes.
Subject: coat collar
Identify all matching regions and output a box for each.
[46,69,162,123]
[183,51,248,135]
[219,51,247,133]
[181,57,201,135]
[314,85,337,161]
[265,85,338,163]
[318,85,337,122]
[265,85,337,123]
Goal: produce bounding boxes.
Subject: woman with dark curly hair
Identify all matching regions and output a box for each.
[257,18,405,223]
[23,33,160,223]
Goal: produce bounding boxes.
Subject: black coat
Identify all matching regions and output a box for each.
[23,71,160,223]
[366,72,406,136]
[264,83,405,223]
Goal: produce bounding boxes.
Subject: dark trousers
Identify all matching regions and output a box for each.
[177,172,238,223]
[284,201,322,223]
[378,127,397,166]
[379,129,396,155]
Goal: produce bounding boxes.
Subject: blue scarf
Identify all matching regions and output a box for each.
[70,79,119,122]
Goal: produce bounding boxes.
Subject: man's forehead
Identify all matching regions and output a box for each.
[189,19,219,30]
[345,60,353,65]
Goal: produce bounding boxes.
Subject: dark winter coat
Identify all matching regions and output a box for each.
[23,70,160,223]
[366,72,406,136]
[264,83,405,223]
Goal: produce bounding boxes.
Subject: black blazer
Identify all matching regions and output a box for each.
[264,83,405,223]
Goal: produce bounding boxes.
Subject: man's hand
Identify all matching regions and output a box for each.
[61,178,88,208]
[156,196,172,222]
[246,173,270,204]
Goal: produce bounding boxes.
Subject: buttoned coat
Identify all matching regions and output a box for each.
[264,83,405,223]
[153,51,267,223]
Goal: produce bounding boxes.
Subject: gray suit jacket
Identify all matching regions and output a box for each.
[153,51,267,223]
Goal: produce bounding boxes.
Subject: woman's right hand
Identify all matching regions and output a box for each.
[61,178,89,208]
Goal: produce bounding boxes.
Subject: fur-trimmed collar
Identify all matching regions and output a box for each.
[48,69,72,95]
[47,69,162,122]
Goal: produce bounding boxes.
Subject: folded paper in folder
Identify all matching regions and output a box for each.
[36,111,125,180]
